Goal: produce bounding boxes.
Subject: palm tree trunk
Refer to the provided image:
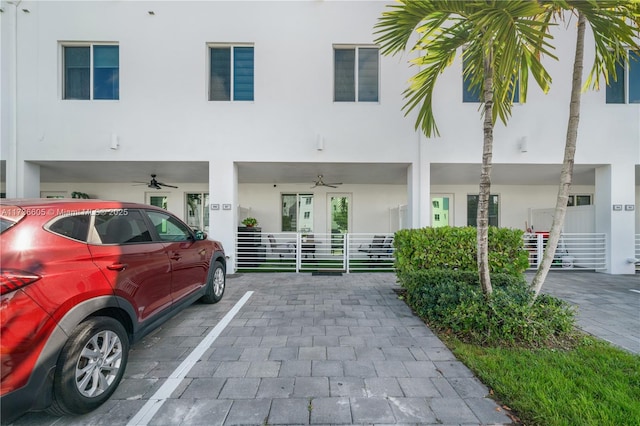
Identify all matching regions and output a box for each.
[530,12,585,299]
[478,48,494,297]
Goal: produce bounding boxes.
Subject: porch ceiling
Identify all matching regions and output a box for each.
[33,161,209,183]
[236,162,410,185]
[12,160,637,186]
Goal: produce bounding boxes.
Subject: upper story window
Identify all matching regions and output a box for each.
[606,50,639,104]
[334,46,379,102]
[462,51,519,103]
[63,44,119,100]
[209,45,254,101]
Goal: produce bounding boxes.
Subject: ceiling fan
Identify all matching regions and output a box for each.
[311,175,342,189]
[133,174,179,189]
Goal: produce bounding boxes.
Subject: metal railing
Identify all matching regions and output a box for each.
[236,232,394,273]
[523,233,607,271]
[237,231,609,273]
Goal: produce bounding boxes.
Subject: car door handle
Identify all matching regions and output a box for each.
[170,254,181,261]
[107,263,128,271]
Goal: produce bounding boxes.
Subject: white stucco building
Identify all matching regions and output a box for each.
[1,1,638,274]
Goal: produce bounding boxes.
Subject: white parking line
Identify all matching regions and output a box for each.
[127,291,254,426]
[630,289,640,294]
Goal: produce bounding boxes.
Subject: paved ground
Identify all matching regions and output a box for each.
[535,271,639,354]
[8,271,639,425]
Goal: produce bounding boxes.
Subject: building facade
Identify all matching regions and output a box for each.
[1,1,638,274]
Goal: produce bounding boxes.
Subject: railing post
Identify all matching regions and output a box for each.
[536,233,544,269]
[345,234,350,273]
[296,233,301,273]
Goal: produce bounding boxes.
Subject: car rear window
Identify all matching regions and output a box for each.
[48,214,91,242]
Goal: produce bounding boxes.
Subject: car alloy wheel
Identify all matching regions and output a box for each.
[200,260,225,304]
[49,317,129,415]
[75,329,124,397]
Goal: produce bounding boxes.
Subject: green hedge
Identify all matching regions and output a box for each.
[394,226,529,277]
[398,269,576,347]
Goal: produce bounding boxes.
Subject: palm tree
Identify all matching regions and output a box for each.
[375,0,554,295]
[530,0,640,299]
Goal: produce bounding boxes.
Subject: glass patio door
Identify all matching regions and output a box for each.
[328,194,350,253]
[281,194,313,232]
[186,193,210,232]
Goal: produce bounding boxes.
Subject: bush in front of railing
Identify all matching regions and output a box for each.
[397,269,576,347]
[394,228,576,347]
[393,226,529,277]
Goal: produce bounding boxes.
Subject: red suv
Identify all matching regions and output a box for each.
[0,199,226,422]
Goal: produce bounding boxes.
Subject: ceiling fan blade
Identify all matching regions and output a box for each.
[158,182,179,189]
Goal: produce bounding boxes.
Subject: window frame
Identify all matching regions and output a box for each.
[333,45,380,103]
[208,43,255,102]
[606,49,639,104]
[61,42,119,101]
[567,194,593,207]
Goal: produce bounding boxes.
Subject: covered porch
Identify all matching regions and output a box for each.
[4,159,638,274]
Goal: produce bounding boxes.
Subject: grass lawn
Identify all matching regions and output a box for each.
[443,335,640,425]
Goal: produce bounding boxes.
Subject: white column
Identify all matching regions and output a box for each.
[595,164,636,274]
[19,161,40,198]
[408,138,431,229]
[208,160,238,273]
[3,3,19,198]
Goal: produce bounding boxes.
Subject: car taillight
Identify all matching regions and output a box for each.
[0,269,41,295]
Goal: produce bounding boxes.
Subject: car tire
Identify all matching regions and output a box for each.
[47,317,129,416]
[200,260,225,304]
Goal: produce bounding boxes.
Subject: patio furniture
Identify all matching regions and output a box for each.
[302,234,316,258]
[359,235,393,258]
[267,234,295,258]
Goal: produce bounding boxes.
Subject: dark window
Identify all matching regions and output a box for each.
[463,52,519,103]
[210,46,254,101]
[606,50,639,104]
[334,47,379,102]
[63,45,119,100]
[49,214,91,241]
[467,194,499,227]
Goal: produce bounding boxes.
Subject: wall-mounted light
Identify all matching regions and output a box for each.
[518,136,528,153]
[316,134,324,151]
[110,133,119,150]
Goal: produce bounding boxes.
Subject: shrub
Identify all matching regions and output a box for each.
[394,226,529,277]
[399,269,576,348]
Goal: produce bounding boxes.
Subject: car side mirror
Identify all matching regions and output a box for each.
[194,230,207,240]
